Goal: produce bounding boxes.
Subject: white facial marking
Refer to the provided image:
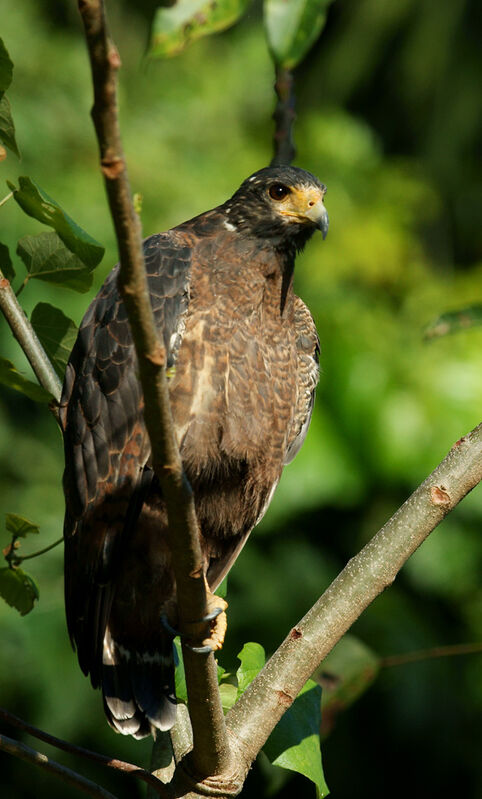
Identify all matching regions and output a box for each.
[223,220,237,232]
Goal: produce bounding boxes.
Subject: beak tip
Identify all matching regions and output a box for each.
[318,210,329,240]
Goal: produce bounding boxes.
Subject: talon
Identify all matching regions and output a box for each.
[186,643,216,655]
[161,583,228,653]
[161,614,179,637]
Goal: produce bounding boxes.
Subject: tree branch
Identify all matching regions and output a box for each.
[226,423,482,769]
[380,641,482,668]
[0,270,62,413]
[0,707,167,794]
[0,733,119,799]
[76,0,231,781]
[270,65,296,166]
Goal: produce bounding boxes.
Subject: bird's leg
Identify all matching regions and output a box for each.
[161,577,228,653]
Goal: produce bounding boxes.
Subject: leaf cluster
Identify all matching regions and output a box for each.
[149,0,332,69]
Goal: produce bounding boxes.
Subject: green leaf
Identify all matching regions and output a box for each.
[5,513,40,538]
[30,303,77,379]
[236,642,266,697]
[263,680,328,797]
[8,178,104,268]
[17,232,95,293]
[424,305,482,340]
[0,38,13,97]
[174,638,188,704]
[219,682,238,712]
[0,241,15,282]
[149,0,251,59]
[216,576,228,599]
[0,357,52,403]
[0,95,20,158]
[314,635,380,737]
[0,566,39,615]
[264,0,334,69]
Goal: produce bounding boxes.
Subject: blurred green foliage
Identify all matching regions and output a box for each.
[0,1,481,798]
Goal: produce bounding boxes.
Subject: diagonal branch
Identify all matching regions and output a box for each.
[76,0,231,781]
[0,707,167,794]
[0,733,119,799]
[226,423,482,768]
[0,270,62,416]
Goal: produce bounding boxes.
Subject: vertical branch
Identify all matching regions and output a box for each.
[77,0,231,782]
[270,65,296,166]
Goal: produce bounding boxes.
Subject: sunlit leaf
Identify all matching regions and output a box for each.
[0,38,13,97]
[0,566,39,615]
[0,241,15,282]
[0,357,52,402]
[219,682,238,712]
[149,0,251,59]
[264,0,334,69]
[174,638,188,704]
[263,680,328,797]
[30,303,77,379]
[236,642,266,697]
[7,178,104,268]
[5,513,40,538]
[17,232,95,293]
[424,305,482,340]
[314,635,380,737]
[0,96,20,158]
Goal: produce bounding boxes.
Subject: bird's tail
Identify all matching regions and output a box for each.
[101,628,177,738]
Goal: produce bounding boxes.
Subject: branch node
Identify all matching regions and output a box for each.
[101,157,124,179]
[276,690,294,708]
[146,345,166,367]
[430,485,451,506]
[108,46,121,69]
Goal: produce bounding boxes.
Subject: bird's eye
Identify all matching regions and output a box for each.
[269,183,290,201]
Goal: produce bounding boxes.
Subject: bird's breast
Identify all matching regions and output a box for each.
[167,306,297,476]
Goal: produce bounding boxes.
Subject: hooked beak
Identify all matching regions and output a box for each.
[305,199,329,240]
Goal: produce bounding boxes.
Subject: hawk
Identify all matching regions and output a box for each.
[60,165,328,738]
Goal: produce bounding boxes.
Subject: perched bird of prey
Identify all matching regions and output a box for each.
[60,165,328,738]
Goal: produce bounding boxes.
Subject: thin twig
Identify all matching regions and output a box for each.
[270,65,296,166]
[227,423,482,769]
[12,536,64,562]
[77,0,231,781]
[380,641,482,668]
[0,270,62,413]
[0,707,169,794]
[0,733,119,799]
[0,190,13,208]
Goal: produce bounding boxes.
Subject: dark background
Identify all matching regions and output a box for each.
[0,1,481,797]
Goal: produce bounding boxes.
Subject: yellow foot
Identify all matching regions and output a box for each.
[199,591,228,652]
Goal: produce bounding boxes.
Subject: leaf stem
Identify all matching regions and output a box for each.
[13,536,64,563]
[15,276,29,298]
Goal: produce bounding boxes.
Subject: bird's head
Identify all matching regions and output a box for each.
[224,166,329,250]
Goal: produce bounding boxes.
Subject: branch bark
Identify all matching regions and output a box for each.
[77,0,231,782]
[0,733,119,799]
[270,65,296,166]
[226,423,482,769]
[0,270,62,413]
[0,707,166,794]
